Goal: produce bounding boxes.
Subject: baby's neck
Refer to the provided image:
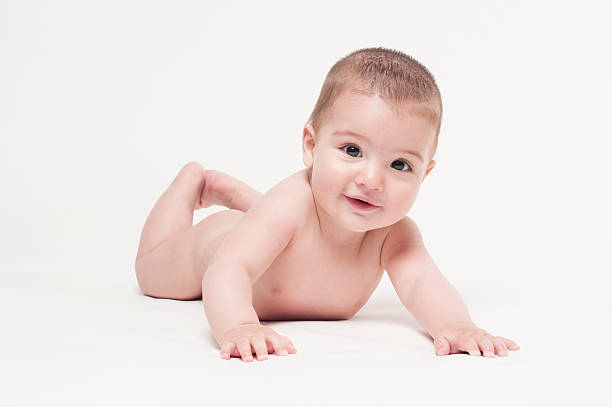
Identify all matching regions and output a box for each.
[306,167,369,254]
[313,202,368,255]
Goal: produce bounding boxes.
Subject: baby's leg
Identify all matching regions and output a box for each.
[195,167,263,213]
[135,162,262,299]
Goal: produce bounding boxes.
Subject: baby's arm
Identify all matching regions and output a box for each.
[202,178,304,362]
[381,217,519,357]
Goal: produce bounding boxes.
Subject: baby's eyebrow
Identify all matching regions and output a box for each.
[397,148,424,163]
[332,130,424,163]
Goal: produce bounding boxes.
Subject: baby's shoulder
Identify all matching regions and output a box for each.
[280,167,311,189]
[263,168,313,221]
[273,168,313,206]
[380,216,426,269]
[382,217,423,248]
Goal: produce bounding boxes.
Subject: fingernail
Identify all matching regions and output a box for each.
[279,350,288,356]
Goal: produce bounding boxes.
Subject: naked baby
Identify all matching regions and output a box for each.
[135,47,519,362]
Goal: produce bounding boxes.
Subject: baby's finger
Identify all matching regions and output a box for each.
[498,336,520,350]
[252,335,269,361]
[267,335,288,356]
[280,336,297,353]
[492,337,508,356]
[236,338,254,362]
[478,336,495,358]
[433,336,450,356]
[461,337,481,357]
[220,342,235,359]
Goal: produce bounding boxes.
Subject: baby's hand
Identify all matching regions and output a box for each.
[218,323,297,362]
[433,322,519,357]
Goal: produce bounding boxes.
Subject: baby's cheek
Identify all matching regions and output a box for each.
[397,188,418,211]
[313,167,339,196]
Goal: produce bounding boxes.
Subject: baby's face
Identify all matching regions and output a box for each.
[303,91,437,232]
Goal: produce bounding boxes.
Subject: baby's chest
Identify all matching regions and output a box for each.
[252,233,385,320]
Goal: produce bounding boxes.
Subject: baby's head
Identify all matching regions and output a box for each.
[302,47,442,231]
[305,47,442,157]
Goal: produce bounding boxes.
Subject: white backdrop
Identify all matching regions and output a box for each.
[1,0,611,405]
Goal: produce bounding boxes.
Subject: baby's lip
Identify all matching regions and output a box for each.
[346,195,381,207]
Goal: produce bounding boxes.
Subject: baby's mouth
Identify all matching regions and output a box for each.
[344,196,380,211]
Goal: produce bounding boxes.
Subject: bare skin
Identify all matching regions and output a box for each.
[135,161,518,362]
[194,169,262,212]
[135,92,519,363]
[135,163,387,360]
[135,164,263,301]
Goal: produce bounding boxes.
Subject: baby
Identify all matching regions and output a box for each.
[135,47,519,362]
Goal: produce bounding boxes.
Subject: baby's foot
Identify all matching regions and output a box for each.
[195,170,234,210]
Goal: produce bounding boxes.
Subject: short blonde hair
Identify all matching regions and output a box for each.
[307,47,443,158]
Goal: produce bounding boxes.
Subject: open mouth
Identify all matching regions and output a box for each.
[345,196,379,211]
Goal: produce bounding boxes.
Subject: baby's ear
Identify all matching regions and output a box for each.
[424,159,436,178]
[302,123,316,167]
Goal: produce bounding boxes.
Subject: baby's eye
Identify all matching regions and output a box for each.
[391,160,412,172]
[342,145,361,158]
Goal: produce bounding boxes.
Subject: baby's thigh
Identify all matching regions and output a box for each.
[192,209,245,279]
[135,209,244,300]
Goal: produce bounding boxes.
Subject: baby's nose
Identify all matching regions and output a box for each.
[356,169,384,192]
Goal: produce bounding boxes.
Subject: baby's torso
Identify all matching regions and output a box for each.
[251,169,390,321]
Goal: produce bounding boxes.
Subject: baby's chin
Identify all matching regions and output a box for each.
[340,217,394,233]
